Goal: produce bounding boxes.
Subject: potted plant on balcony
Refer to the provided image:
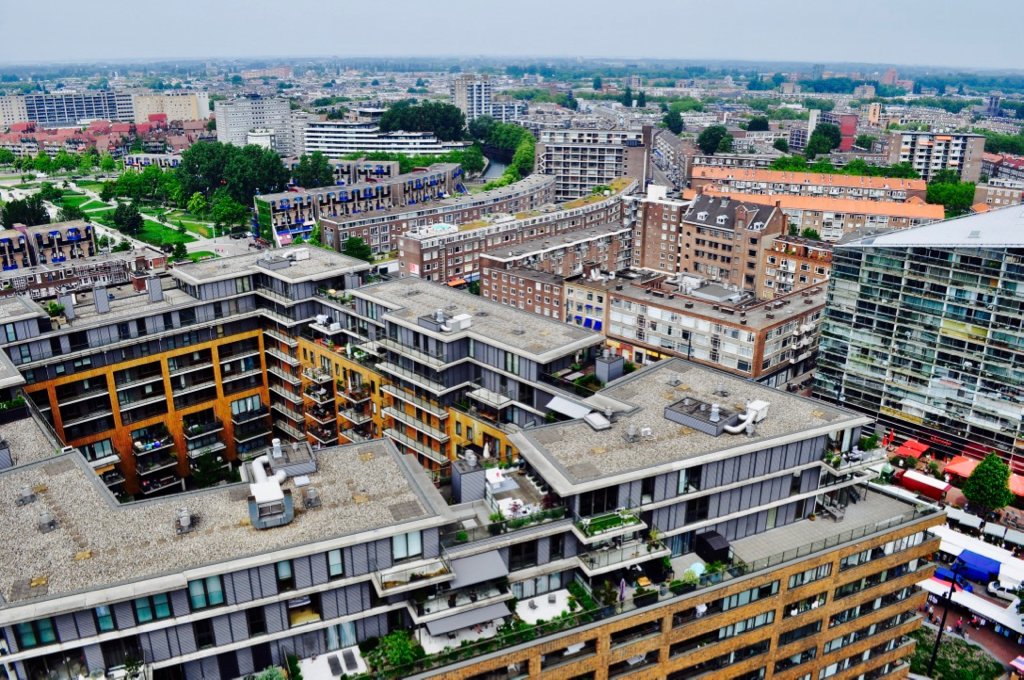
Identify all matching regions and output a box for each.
[488,511,505,536]
[633,585,658,608]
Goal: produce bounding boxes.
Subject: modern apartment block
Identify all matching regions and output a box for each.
[565,272,825,386]
[694,190,945,243]
[0,244,166,301]
[302,120,467,157]
[689,168,927,203]
[0,357,940,680]
[397,177,633,283]
[0,220,97,274]
[215,96,294,154]
[450,74,493,121]
[815,208,1024,463]
[254,164,464,246]
[0,92,209,127]
[630,189,786,293]
[536,128,648,201]
[3,248,372,500]
[886,131,986,182]
[759,235,833,299]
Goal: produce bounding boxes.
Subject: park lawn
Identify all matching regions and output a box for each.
[79,200,111,211]
[60,194,92,208]
[138,219,196,246]
[163,210,213,237]
[186,251,218,262]
[76,181,105,192]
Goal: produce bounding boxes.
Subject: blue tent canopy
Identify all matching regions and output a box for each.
[954,550,1001,583]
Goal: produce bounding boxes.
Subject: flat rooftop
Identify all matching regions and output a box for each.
[512,359,868,493]
[258,163,459,202]
[172,247,370,286]
[482,222,630,261]
[0,246,161,281]
[731,485,933,564]
[843,204,1024,248]
[0,440,444,606]
[0,411,61,466]
[0,295,45,325]
[356,277,603,361]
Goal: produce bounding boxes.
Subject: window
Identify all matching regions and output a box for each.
[510,541,538,571]
[550,534,564,560]
[193,618,215,649]
[328,549,344,579]
[276,560,295,591]
[246,607,267,636]
[392,531,422,561]
[188,576,225,610]
[789,564,832,589]
[95,606,115,632]
[15,619,58,649]
[134,593,172,624]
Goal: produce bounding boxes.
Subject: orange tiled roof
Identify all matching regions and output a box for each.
[691,166,926,191]
[699,189,945,220]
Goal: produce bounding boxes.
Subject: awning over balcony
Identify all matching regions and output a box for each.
[425,602,511,637]
[545,396,591,420]
[450,551,508,590]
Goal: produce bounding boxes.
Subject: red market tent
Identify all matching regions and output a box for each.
[944,456,979,479]
[1011,475,1024,498]
[894,439,930,459]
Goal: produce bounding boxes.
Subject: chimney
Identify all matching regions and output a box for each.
[94,285,110,314]
[147,277,163,303]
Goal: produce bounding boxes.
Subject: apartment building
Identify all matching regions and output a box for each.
[819,111,859,152]
[535,128,647,201]
[0,220,98,274]
[130,92,211,124]
[689,168,927,203]
[0,244,166,301]
[480,222,633,280]
[0,357,939,680]
[886,131,986,182]
[281,157,400,187]
[567,272,825,386]
[215,96,294,154]
[689,153,778,175]
[694,190,945,243]
[0,92,209,127]
[815,208,1024,463]
[450,74,492,121]
[124,153,182,170]
[973,178,1024,209]
[479,268,567,319]
[3,248,372,500]
[302,120,467,157]
[255,164,463,247]
[397,177,633,284]
[759,235,833,299]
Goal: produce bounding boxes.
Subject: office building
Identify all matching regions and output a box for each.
[302,120,467,157]
[127,92,210,124]
[815,208,1024,463]
[450,75,493,121]
[689,168,927,203]
[0,356,939,680]
[536,128,648,201]
[215,96,294,154]
[886,131,986,182]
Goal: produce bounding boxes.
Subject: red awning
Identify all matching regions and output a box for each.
[931,576,962,593]
[1011,474,1024,498]
[944,456,979,479]
[894,439,929,459]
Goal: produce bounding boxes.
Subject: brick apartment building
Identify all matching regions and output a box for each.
[535,128,648,201]
[689,168,927,203]
[973,178,1024,209]
[759,235,833,299]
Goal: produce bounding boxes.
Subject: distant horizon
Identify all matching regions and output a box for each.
[1,0,1022,71]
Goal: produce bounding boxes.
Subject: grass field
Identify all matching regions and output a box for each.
[76,181,105,193]
[186,251,218,262]
[79,200,110,211]
[59,194,92,208]
[91,213,196,247]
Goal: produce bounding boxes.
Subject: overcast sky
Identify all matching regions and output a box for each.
[1,0,1022,70]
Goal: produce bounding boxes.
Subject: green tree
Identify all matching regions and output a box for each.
[57,205,85,222]
[99,181,117,202]
[171,242,189,261]
[186,192,207,218]
[1,195,50,227]
[773,138,789,153]
[209,189,249,229]
[77,151,96,174]
[468,115,496,142]
[592,76,602,90]
[460,144,485,174]
[292,151,335,189]
[98,153,116,172]
[366,630,425,672]
[112,239,132,252]
[746,116,770,131]
[0,148,14,165]
[663,109,684,134]
[716,134,734,153]
[637,91,647,108]
[854,134,876,150]
[112,202,143,235]
[222,144,289,203]
[800,228,821,240]
[52,149,77,172]
[927,176,975,217]
[342,236,374,262]
[804,122,842,159]
[696,125,729,155]
[621,86,633,107]
[37,182,64,202]
[33,150,52,173]
[963,454,1013,515]
[380,100,465,141]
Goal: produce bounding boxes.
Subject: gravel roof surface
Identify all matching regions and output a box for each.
[0,440,438,605]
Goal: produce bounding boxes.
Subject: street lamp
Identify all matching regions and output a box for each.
[927,559,962,677]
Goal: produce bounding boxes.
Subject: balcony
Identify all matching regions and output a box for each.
[382,384,447,419]
[377,362,447,394]
[267,364,302,385]
[578,535,671,577]
[572,509,646,544]
[303,367,333,384]
[62,408,115,428]
[306,406,337,425]
[411,581,513,625]
[219,344,260,362]
[232,405,270,425]
[372,557,453,597]
[132,434,174,456]
[271,402,304,421]
[136,452,178,475]
[269,384,303,404]
[304,386,335,405]
[265,328,298,348]
[186,441,227,460]
[57,385,110,406]
[338,384,371,404]
[383,406,449,443]
[183,419,223,440]
[275,419,305,441]
[339,407,372,425]
[266,347,300,367]
[377,337,448,369]
[308,427,338,445]
[168,359,213,376]
[140,473,182,496]
[383,429,446,464]
[467,386,513,410]
[234,421,273,444]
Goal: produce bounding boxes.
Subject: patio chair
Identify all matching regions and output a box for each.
[529,599,538,609]
[548,593,557,604]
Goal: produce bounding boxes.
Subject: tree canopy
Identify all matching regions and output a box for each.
[1,195,49,227]
[746,116,770,131]
[292,151,335,189]
[112,203,143,235]
[342,236,374,262]
[663,109,684,135]
[773,138,789,153]
[380,100,465,141]
[696,125,730,155]
[804,123,842,159]
[177,141,288,206]
[926,169,975,217]
[963,454,1013,515]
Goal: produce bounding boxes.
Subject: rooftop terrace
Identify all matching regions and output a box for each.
[0,440,444,608]
[172,247,370,286]
[513,359,868,493]
[356,277,603,361]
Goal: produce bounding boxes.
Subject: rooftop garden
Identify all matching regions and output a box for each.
[576,508,641,537]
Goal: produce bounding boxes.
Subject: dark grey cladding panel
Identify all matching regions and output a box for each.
[54,613,78,642]
[258,564,277,598]
[212,613,233,647]
[310,551,330,585]
[236,647,254,676]
[73,611,97,638]
[83,645,105,673]
[177,622,198,655]
[141,629,172,662]
[423,528,440,559]
[170,589,190,618]
[294,555,314,590]
[229,611,248,642]
[265,602,287,634]
[113,601,135,629]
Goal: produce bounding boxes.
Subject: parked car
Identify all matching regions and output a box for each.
[988,580,1019,601]
[229,230,248,240]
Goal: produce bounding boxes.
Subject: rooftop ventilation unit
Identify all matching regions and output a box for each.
[248,449,294,530]
[304,487,322,509]
[16,486,36,506]
[175,507,196,535]
[38,511,58,533]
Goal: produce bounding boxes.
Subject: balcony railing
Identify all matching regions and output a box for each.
[383,428,446,464]
[382,385,447,419]
[339,428,370,444]
[377,337,448,369]
[339,407,372,425]
[372,557,453,596]
[303,367,333,384]
[136,453,178,475]
[377,362,447,394]
[383,406,449,442]
[578,536,670,576]
[232,405,270,425]
[183,419,223,440]
[303,386,335,405]
[573,508,644,541]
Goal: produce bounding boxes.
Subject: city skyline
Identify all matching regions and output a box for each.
[1,0,1023,70]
